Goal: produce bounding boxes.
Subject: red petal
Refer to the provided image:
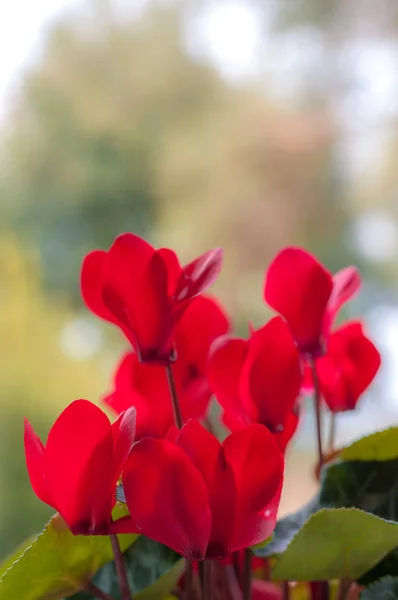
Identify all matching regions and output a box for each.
[103,248,173,362]
[240,317,302,431]
[273,409,300,453]
[165,426,180,443]
[104,351,175,438]
[24,418,53,506]
[129,359,174,437]
[179,375,211,421]
[45,400,114,532]
[103,352,136,414]
[156,248,182,296]
[208,336,251,421]
[348,328,380,399]
[173,296,230,422]
[176,421,236,558]
[113,352,135,390]
[324,266,362,335]
[318,321,380,412]
[264,247,333,355]
[111,406,136,485]
[300,361,314,393]
[122,437,211,560]
[222,410,249,432]
[81,250,114,322]
[174,248,223,302]
[176,295,230,373]
[223,424,284,550]
[104,234,155,286]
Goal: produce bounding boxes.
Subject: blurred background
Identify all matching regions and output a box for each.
[1,0,398,558]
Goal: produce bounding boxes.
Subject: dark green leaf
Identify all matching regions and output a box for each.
[320,459,398,520]
[360,576,398,599]
[68,537,184,600]
[319,459,398,584]
[272,508,398,582]
[357,548,398,586]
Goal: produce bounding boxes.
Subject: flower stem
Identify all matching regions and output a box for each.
[242,549,252,600]
[203,561,214,600]
[328,413,336,453]
[310,581,330,600]
[219,563,242,600]
[310,358,323,470]
[110,534,133,600]
[336,578,351,600]
[282,581,290,600]
[185,559,194,600]
[85,582,116,600]
[166,363,183,429]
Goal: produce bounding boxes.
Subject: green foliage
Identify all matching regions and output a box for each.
[272,508,398,582]
[0,510,137,600]
[254,499,319,558]
[250,534,274,551]
[360,576,398,599]
[320,459,398,519]
[341,428,398,461]
[357,548,398,587]
[68,537,184,600]
[255,428,398,584]
[0,236,109,559]
[2,2,229,298]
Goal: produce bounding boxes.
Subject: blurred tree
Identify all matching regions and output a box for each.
[156,91,350,328]
[0,235,111,558]
[0,0,228,298]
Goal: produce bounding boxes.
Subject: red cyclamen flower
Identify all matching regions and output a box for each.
[81,233,223,364]
[264,247,361,357]
[316,321,381,412]
[208,317,302,452]
[121,420,283,560]
[24,400,136,535]
[104,296,230,438]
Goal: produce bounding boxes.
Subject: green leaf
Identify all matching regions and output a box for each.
[319,459,398,584]
[0,536,36,578]
[136,557,184,600]
[0,506,137,600]
[320,459,398,520]
[357,547,398,586]
[272,508,398,582]
[68,537,184,600]
[253,498,319,558]
[360,576,398,599]
[250,534,273,551]
[342,428,398,462]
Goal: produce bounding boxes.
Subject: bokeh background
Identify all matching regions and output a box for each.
[1,0,398,559]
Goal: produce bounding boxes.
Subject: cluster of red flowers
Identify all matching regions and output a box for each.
[24,234,381,563]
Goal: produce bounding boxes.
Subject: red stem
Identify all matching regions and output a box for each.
[166,363,183,429]
[328,413,336,453]
[225,565,243,600]
[242,549,252,600]
[85,582,116,600]
[310,358,323,470]
[282,581,290,600]
[110,534,133,600]
[203,561,215,600]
